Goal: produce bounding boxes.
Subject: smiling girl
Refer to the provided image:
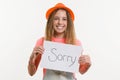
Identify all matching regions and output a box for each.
[28,3,91,80]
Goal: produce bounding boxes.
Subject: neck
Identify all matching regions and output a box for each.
[54,33,65,38]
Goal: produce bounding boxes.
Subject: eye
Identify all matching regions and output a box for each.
[63,18,67,21]
[54,17,59,20]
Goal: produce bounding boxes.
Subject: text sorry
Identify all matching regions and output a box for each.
[48,48,76,67]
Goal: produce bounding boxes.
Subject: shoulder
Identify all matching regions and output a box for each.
[75,39,82,46]
[35,37,44,47]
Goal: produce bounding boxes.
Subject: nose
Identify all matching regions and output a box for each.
[58,19,63,24]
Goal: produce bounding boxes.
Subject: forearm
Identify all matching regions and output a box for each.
[28,60,37,76]
[28,45,43,76]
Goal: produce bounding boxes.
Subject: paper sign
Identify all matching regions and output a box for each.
[40,41,83,73]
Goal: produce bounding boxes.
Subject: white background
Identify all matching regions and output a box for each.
[0,0,120,80]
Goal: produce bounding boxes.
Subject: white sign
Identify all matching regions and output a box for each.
[40,41,83,73]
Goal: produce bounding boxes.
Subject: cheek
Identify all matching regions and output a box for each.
[53,22,56,26]
[53,20,57,25]
[65,21,67,25]
[65,26,67,30]
[64,22,67,28]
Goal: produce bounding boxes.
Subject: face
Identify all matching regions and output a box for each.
[53,9,67,37]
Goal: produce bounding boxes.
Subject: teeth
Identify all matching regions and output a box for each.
[57,26,64,29]
[57,26,63,29]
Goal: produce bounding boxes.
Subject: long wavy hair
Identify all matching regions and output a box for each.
[45,8,76,45]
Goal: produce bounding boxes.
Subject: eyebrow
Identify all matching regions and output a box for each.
[54,16,67,18]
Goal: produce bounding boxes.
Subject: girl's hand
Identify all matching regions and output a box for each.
[30,46,44,63]
[28,46,44,76]
[78,55,91,74]
[79,55,91,65]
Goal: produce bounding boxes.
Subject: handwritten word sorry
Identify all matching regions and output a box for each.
[48,48,76,67]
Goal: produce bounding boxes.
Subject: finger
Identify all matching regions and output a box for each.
[34,46,43,50]
[83,57,91,63]
[35,49,44,55]
[38,50,44,54]
[38,46,44,50]
[35,47,44,53]
[79,57,86,63]
[79,56,91,65]
[79,60,86,64]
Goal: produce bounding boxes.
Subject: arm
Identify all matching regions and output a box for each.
[28,56,38,76]
[75,39,91,74]
[28,47,43,76]
[28,37,44,76]
[79,55,91,74]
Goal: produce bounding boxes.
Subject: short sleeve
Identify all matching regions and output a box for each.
[75,39,82,46]
[35,37,44,47]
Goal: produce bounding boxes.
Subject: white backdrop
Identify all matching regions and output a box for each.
[0,0,120,80]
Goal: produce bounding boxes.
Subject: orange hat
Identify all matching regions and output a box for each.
[46,3,75,21]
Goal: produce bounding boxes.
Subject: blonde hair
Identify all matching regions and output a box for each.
[45,9,76,45]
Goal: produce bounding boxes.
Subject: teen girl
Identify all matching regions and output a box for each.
[28,3,91,80]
